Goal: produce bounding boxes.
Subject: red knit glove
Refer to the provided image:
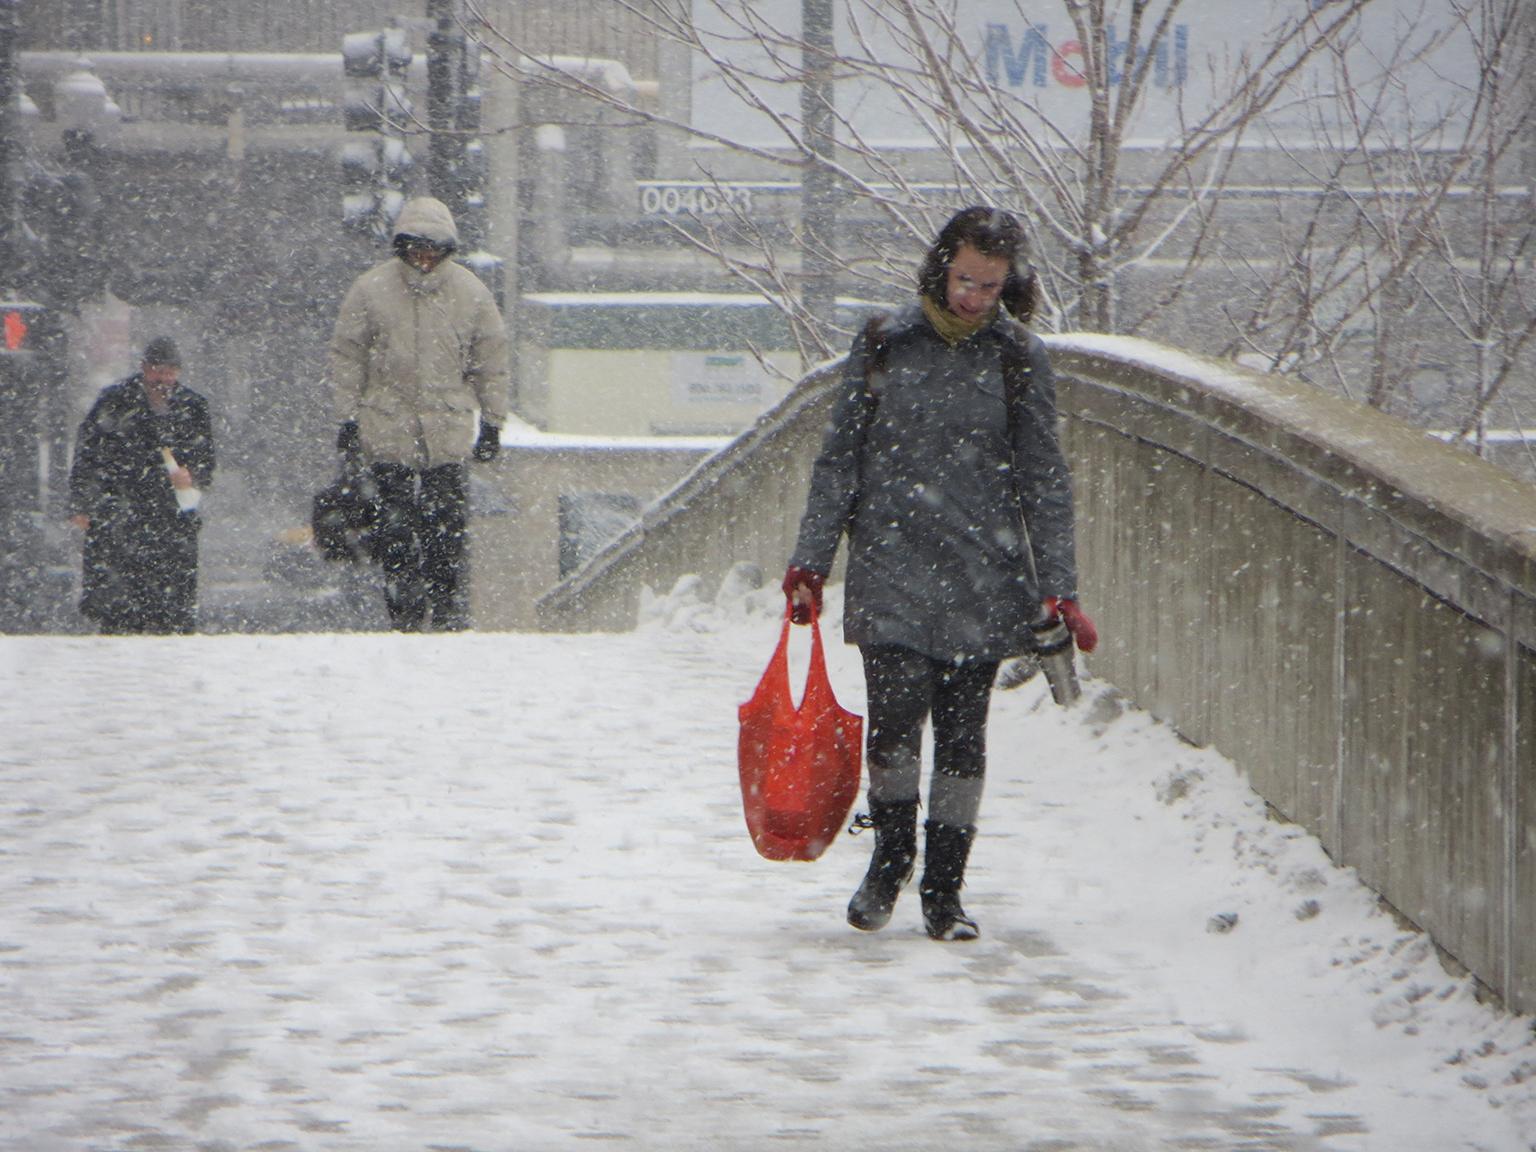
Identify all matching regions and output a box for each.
[782,566,825,625]
[1042,596,1098,654]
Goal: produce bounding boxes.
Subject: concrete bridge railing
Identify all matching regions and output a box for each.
[538,333,1536,1015]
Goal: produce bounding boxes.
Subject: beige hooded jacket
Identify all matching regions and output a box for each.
[330,197,510,468]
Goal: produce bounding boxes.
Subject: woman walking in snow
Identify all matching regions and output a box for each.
[782,206,1098,941]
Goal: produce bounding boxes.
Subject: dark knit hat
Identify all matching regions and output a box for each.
[141,336,182,367]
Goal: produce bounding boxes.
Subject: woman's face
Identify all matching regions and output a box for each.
[944,243,1009,323]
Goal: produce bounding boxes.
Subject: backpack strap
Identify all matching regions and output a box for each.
[997,322,1050,607]
[845,312,892,522]
[860,312,890,396]
[998,321,1033,458]
[999,320,1033,410]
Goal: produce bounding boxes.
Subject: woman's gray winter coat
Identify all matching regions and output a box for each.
[790,303,1077,662]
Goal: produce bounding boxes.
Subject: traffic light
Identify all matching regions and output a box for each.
[340,28,414,240]
[342,28,412,132]
[0,301,46,502]
[21,147,104,312]
[0,300,46,354]
[340,135,413,236]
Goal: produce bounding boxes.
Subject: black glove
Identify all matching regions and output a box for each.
[473,418,501,462]
[337,420,361,462]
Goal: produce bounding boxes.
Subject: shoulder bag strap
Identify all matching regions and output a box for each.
[999,326,1046,596]
[848,313,890,520]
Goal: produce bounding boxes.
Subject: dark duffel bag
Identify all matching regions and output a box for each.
[311,466,378,563]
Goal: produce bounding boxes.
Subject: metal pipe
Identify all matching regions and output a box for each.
[21,50,352,87]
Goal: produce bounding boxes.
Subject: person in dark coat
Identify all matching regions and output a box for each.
[783,207,1099,941]
[68,337,215,634]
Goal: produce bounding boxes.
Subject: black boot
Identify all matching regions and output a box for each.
[920,821,979,941]
[846,796,919,932]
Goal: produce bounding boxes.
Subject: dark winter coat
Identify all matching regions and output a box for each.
[68,375,215,633]
[790,303,1077,662]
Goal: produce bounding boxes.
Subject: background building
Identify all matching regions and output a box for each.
[4,0,1532,632]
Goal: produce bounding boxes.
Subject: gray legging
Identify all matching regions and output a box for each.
[859,644,1000,827]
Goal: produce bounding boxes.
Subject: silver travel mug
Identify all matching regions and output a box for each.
[1029,614,1081,708]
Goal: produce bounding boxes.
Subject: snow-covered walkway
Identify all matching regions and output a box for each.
[2,584,1533,1151]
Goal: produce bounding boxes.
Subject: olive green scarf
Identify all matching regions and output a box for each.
[921,293,995,347]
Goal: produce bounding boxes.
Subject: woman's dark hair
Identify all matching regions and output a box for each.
[917,206,1040,322]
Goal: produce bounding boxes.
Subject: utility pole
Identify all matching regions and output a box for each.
[799,0,838,359]
[0,0,57,632]
[0,0,20,285]
[426,0,462,220]
[425,0,493,288]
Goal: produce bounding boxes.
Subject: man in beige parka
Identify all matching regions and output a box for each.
[330,196,510,631]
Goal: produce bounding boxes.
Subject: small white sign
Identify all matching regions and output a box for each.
[672,352,764,405]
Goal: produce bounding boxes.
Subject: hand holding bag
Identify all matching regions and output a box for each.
[737,604,862,861]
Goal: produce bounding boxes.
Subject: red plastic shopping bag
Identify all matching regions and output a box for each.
[737,605,863,861]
